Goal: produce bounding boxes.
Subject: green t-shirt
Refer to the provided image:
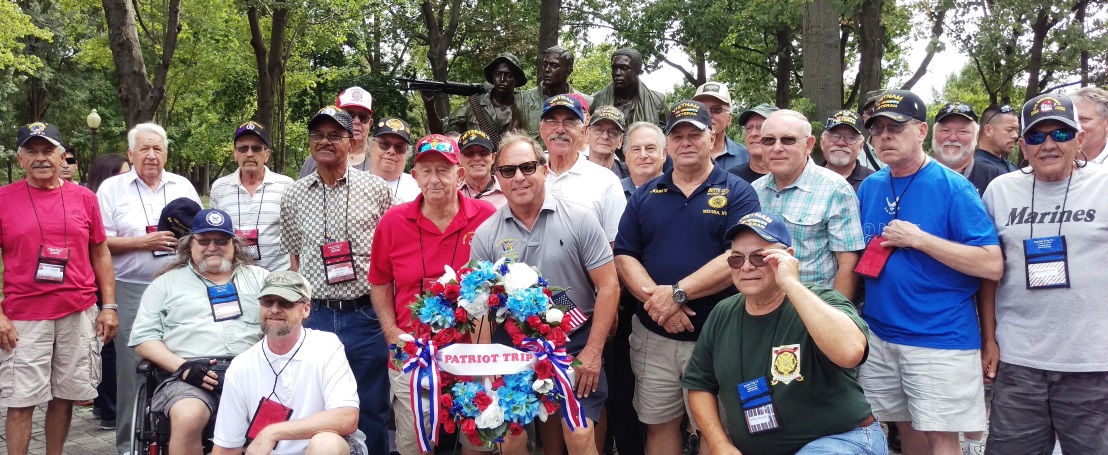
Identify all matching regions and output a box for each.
[681,285,873,455]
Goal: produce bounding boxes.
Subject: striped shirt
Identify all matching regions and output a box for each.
[210,167,295,271]
[753,159,865,287]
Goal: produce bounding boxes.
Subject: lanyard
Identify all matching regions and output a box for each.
[188,264,236,288]
[236,183,266,232]
[472,178,496,199]
[1029,170,1073,239]
[737,299,792,381]
[134,179,168,226]
[25,181,68,247]
[321,178,350,242]
[888,158,927,219]
[260,331,307,403]
[418,215,463,280]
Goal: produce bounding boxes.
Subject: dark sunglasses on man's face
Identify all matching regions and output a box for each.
[65,157,78,165]
[760,136,803,147]
[259,298,300,309]
[461,148,493,158]
[1024,128,1077,146]
[195,238,231,247]
[727,253,768,269]
[497,161,540,178]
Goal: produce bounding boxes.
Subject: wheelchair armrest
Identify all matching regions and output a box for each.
[136,359,155,374]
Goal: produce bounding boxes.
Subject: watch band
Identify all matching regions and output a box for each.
[102,304,119,311]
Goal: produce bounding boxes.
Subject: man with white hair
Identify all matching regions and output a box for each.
[96,122,201,453]
[368,117,420,203]
[820,110,874,193]
[1072,86,1108,164]
[931,102,1003,195]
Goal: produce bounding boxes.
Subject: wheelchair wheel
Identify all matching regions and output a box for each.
[130,381,148,455]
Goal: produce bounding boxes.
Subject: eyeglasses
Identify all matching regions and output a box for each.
[824,132,862,145]
[461,148,493,158]
[708,106,730,115]
[727,253,768,269]
[195,238,231,247]
[541,118,582,129]
[980,104,1015,127]
[417,140,453,155]
[760,135,806,146]
[235,145,266,154]
[259,298,302,309]
[742,124,761,134]
[868,121,918,136]
[588,125,622,138]
[497,160,541,178]
[65,157,78,165]
[1024,128,1077,146]
[309,133,351,144]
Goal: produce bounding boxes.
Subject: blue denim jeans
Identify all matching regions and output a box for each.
[303,304,389,455]
[796,422,888,454]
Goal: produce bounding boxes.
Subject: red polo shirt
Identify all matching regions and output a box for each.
[369,191,496,332]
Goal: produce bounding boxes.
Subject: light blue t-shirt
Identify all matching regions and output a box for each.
[857,159,998,350]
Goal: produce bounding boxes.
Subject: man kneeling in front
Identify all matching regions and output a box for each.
[213,271,367,454]
[682,212,886,455]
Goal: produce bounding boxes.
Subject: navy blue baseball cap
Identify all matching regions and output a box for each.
[725,212,792,247]
[665,100,713,134]
[234,121,270,147]
[191,209,235,236]
[541,94,586,122]
[158,197,202,239]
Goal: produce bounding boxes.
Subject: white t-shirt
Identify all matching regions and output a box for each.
[213,329,363,454]
[383,173,421,204]
[544,152,627,242]
[97,168,201,284]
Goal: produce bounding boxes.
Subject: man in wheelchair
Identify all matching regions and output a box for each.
[129,208,269,454]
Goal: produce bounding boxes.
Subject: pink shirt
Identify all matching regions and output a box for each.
[368,192,496,332]
[0,180,106,320]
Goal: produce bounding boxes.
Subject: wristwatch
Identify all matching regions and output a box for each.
[672,284,688,304]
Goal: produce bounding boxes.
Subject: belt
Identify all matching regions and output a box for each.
[858,414,877,428]
[311,296,372,311]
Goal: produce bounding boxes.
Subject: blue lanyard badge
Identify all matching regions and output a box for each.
[1024,235,1070,289]
[737,376,780,435]
[208,282,243,321]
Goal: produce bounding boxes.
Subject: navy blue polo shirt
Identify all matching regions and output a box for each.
[614,164,761,341]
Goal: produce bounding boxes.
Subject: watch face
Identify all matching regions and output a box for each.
[674,288,688,303]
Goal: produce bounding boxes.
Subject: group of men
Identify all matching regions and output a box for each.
[1,42,1106,455]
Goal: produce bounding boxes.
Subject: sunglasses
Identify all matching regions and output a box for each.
[195,238,231,247]
[259,298,301,309]
[309,133,351,144]
[350,112,372,123]
[65,157,78,165]
[868,122,917,136]
[497,160,541,178]
[708,106,730,115]
[1024,128,1077,146]
[727,253,768,269]
[461,148,493,158]
[235,145,266,154]
[418,141,454,155]
[760,136,805,146]
[981,104,1015,126]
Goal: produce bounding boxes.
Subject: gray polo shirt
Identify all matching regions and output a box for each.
[470,193,612,319]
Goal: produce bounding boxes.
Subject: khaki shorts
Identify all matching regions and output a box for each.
[389,369,492,454]
[0,306,102,407]
[629,315,698,425]
[857,333,986,432]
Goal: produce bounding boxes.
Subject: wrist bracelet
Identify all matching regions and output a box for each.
[102,304,119,311]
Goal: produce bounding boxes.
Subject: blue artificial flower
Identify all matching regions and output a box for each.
[418,295,455,329]
[505,287,549,320]
[451,381,482,418]
[497,372,540,425]
[460,261,499,302]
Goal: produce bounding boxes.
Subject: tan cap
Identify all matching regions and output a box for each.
[693,82,732,105]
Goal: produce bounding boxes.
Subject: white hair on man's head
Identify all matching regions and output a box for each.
[765,109,812,136]
[127,123,169,152]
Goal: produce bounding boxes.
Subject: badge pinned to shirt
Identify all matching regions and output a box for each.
[737,377,780,435]
[1024,235,1070,289]
[770,344,804,385]
[208,282,243,321]
[35,245,70,284]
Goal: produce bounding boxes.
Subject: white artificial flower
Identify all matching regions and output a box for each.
[475,402,505,429]
[458,289,490,319]
[399,334,415,342]
[537,401,549,422]
[532,378,554,394]
[503,263,539,294]
[545,308,564,324]
[496,305,510,323]
[438,265,458,285]
[419,375,430,390]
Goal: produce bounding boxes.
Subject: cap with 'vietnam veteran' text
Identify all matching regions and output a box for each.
[590,106,626,131]
[724,212,793,247]
[665,100,712,134]
[825,110,864,134]
[542,94,586,122]
[864,90,928,127]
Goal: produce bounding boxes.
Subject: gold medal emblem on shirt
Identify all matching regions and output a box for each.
[708,195,727,209]
[770,344,804,385]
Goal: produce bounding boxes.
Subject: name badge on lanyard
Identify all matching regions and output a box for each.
[737,376,780,435]
[147,225,172,257]
[320,241,356,284]
[237,229,261,260]
[208,282,243,321]
[1024,235,1070,289]
[35,245,70,284]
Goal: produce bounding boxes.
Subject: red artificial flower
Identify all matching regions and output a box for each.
[414,324,432,339]
[543,288,553,298]
[456,375,474,382]
[440,393,453,410]
[549,327,567,346]
[539,324,551,335]
[442,414,456,434]
[455,307,468,322]
[527,315,542,329]
[487,294,500,307]
[542,398,559,414]
[433,328,459,346]
[473,391,493,411]
[462,419,481,446]
[491,285,505,295]
[430,282,446,295]
[534,359,554,379]
[509,422,524,436]
[491,377,506,390]
[458,267,474,276]
[444,284,461,300]
[402,342,419,356]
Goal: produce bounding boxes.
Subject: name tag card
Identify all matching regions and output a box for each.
[35,245,70,284]
[208,282,243,321]
[237,229,262,260]
[1024,235,1070,289]
[320,241,356,284]
[148,225,171,257]
[737,377,780,435]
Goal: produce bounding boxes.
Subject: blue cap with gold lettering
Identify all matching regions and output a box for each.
[665,100,713,134]
[724,212,792,247]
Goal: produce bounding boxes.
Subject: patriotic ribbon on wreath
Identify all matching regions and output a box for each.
[520,337,587,430]
[402,336,442,452]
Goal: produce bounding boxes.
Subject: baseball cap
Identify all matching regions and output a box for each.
[665,100,712,134]
[335,86,373,114]
[373,117,412,143]
[724,212,793,247]
[693,82,732,105]
[737,104,780,126]
[458,130,494,153]
[483,53,527,86]
[308,106,355,135]
[541,94,586,122]
[190,208,235,237]
[1021,93,1080,135]
[825,110,864,134]
[862,90,887,110]
[864,90,927,127]
[158,197,202,239]
[589,106,626,131]
[17,122,64,148]
[414,134,460,165]
[233,121,270,147]
[259,271,313,302]
[935,102,979,123]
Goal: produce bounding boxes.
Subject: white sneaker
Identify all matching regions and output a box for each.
[963,440,985,455]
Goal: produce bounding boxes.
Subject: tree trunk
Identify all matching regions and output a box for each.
[774,27,792,108]
[802,0,842,124]
[419,0,462,134]
[537,0,562,72]
[1076,1,1088,87]
[900,2,947,90]
[856,0,885,111]
[1024,7,1052,101]
[102,0,180,127]
[247,6,287,132]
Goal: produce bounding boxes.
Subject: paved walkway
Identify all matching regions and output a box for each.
[0,404,116,455]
